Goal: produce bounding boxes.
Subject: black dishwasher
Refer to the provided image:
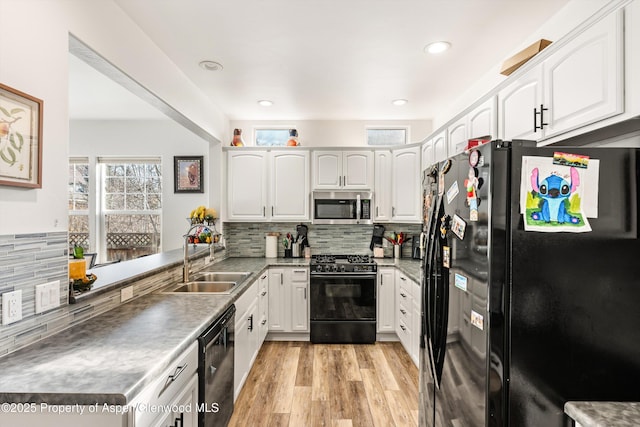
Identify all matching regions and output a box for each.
[198,304,235,427]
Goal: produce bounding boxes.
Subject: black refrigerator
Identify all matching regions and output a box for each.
[418,140,640,426]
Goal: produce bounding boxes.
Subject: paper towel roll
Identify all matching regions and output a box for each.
[266,235,278,258]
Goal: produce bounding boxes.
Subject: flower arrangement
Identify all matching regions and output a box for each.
[385,232,409,246]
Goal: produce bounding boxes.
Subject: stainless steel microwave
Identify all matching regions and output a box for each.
[312,191,372,224]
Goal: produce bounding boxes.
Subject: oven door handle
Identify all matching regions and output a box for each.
[310,273,377,280]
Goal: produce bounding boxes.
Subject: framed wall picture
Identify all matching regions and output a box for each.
[0,83,43,188]
[174,155,204,193]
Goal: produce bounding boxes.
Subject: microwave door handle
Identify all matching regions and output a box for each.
[356,194,361,224]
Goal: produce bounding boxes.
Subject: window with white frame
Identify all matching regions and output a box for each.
[366,127,409,146]
[99,158,162,262]
[255,128,292,146]
[68,158,90,251]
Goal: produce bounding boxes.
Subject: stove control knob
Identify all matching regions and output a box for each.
[316,265,322,272]
[340,265,346,272]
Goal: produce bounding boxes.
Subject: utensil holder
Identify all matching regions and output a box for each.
[394,245,401,259]
[284,249,292,258]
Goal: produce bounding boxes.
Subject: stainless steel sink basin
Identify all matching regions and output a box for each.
[170,281,238,293]
[191,271,252,283]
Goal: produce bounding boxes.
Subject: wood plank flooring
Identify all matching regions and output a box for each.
[229,341,419,427]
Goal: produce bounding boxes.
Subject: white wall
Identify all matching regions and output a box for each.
[432,0,612,130]
[229,119,432,147]
[0,0,228,235]
[70,119,215,251]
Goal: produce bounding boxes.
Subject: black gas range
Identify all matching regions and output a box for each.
[310,254,377,274]
[309,254,377,344]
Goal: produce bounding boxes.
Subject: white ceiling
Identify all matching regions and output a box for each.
[70,0,575,122]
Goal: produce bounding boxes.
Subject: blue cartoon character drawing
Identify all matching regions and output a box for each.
[530,167,580,224]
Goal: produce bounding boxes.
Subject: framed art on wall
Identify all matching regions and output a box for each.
[174,155,204,193]
[0,83,43,188]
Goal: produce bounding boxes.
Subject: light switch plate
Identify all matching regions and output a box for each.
[2,290,23,325]
[35,280,60,314]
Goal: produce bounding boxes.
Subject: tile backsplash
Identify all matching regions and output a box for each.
[0,232,217,356]
[223,222,422,258]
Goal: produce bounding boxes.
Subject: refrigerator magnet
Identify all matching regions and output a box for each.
[442,246,451,268]
[451,214,467,240]
[469,149,480,167]
[454,273,468,292]
[446,180,459,204]
[439,214,451,238]
[553,151,589,168]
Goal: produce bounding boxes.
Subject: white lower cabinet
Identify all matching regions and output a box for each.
[395,270,420,367]
[0,344,199,427]
[377,267,395,333]
[257,271,269,343]
[234,277,261,400]
[268,267,309,333]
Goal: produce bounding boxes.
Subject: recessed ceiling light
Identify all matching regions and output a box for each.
[392,99,408,106]
[257,100,274,107]
[199,60,223,71]
[424,41,451,54]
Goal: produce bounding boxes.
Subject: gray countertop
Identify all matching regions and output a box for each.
[0,256,416,406]
[565,402,640,427]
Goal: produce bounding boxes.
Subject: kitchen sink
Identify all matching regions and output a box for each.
[169,281,238,293]
[190,271,252,283]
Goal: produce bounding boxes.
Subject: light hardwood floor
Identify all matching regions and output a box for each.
[229,341,419,427]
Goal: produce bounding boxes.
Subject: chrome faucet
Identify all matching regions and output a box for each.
[183,224,214,283]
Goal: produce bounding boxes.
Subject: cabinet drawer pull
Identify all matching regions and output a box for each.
[261,319,267,325]
[159,363,188,397]
[261,274,267,280]
[261,290,267,296]
[400,292,407,298]
[400,309,407,315]
[293,269,307,273]
[400,276,407,281]
[400,325,406,331]
[248,314,254,331]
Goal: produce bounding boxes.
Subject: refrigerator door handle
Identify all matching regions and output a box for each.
[424,197,443,388]
[433,230,450,386]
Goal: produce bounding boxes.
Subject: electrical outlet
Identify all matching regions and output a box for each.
[35,280,60,314]
[121,286,134,302]
[2,290,23,325]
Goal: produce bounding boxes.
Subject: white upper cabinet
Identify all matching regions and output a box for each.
[448,96,497,157]
[270,151,309,220]
[498,68,543,142]
[432,131,447,163]
[542,10,623,138]
[447,117,467,157]
[312,150,373,190]
[227,151,268,220]
[391,146,421,222]
[468,96,497,141]
[421,139,435,171]
[499,10,623,142]
[227,150,309,221]
[374,150,393,221]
